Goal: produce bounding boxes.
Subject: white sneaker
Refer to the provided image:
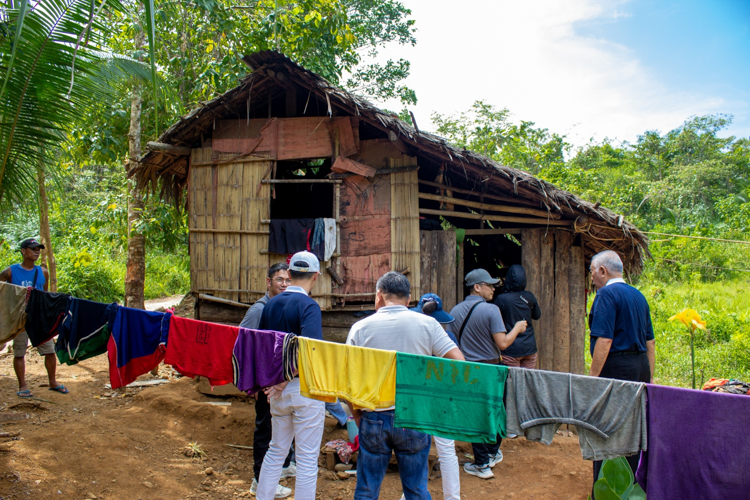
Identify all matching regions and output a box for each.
[488,451,503,468]
[249,478,292,498]
[280,462,297,478]
[463,462,494,479]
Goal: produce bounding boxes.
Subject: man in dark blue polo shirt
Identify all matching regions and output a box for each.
[255,251,325,500]
[588,250,655,488]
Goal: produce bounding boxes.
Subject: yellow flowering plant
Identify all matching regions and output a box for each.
[669,308,706,389]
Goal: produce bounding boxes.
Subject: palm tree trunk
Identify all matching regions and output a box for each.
[36,163,57,291]
[125,80,146,309]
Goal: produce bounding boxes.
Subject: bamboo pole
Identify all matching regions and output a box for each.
[418,208,573,226]
[465,228,522,235]
[198,293,251,308]
[418,179,542,207]
[418,192,557,218]
[189,228,269,235]
[261,179,342,184]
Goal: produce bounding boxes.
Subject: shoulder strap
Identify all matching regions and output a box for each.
[457,301,483,346]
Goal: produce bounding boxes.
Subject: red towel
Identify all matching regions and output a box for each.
[165,316,239,386]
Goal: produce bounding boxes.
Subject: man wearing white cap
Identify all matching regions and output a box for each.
[255,251,325,500]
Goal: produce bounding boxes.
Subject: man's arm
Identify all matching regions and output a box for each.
[646,339,655,383]
[492,320,527,351]
[589,337,613,377]
[42,267,49,292]
[442,347,465,361]
[0,267,11,283]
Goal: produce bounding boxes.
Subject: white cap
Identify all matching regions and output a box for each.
[289,251,321,274]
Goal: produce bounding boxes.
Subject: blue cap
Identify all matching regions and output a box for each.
[410,293,455,324]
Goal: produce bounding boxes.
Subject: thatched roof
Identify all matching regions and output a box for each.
[135,50,650,272]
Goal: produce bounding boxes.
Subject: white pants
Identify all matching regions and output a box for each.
[257,378,325,500]
[434,436,460,500]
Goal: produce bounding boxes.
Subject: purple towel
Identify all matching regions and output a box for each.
[636,384,750,499]
[232,328,287,395]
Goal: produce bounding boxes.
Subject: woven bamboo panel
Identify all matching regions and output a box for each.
[390,157,420,301]
[213,162,242,302]
[240,159,272,303]
[189,148,215,295]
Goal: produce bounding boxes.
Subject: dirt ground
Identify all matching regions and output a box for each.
[0,350,593,500]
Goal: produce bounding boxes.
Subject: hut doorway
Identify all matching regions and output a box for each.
[462,233,522,299]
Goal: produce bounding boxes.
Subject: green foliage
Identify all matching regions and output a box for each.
[589,457,646,500]
[432,101,567,174]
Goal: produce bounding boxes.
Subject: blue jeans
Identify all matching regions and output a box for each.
[325,401,348,426]
[355,410,432,500]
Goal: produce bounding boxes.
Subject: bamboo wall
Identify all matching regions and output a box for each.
[419,230,458,311]
[189,147,333,311]
[390,157,421,301]
[521,228,587,373]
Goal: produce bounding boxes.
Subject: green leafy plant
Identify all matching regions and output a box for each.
[589,457,646,500]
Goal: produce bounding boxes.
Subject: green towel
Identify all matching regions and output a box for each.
[394,352,508,443]
[56,325,111,366]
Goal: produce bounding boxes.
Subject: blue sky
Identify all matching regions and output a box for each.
[374,0,750,148]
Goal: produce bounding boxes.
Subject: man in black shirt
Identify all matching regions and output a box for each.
[494,265,542,369]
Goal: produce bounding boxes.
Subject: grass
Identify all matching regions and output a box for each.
[0,240,189,303]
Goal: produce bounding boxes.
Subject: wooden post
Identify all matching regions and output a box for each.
[420,231,432,297]
[456,239,464,306]
[569,245,586,375]
[521,229,541,301]
[554,230,573,372]
[537,231,555,371]
[437,230,457,311]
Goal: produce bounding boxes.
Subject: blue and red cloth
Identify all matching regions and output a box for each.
[107,306,171,389]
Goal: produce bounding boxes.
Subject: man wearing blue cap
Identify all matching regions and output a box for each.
[0,238,67,398]
[448,268,526,479]
[256,251,325,500]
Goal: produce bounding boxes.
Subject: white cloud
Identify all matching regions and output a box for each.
[368,0,745,148]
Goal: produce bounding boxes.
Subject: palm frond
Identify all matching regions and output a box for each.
[0,0,151,207]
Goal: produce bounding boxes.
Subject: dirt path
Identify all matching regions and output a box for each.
[0,353,593,499]
[144,295,185,312]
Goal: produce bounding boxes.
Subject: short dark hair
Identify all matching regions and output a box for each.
[290,270,316,280]
[376,271,410,299]
[268,262,289,279]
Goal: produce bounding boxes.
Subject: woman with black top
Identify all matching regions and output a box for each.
[493,264,542,368]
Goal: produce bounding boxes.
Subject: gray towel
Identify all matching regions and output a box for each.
[505,367,647,461]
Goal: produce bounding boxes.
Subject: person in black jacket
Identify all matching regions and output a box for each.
[494,264,542,368]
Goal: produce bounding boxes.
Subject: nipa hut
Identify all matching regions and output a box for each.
[134,51,650,374]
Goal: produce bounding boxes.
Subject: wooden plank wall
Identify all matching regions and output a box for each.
[521,228,586,373]
[569,245,586,374]
[419,230,458,311]
[538,231,555,370]
[390,157,420,302]
[339,174,391,296]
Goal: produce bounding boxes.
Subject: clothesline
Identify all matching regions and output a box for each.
[2,281,749,498]
[643,231,750,245]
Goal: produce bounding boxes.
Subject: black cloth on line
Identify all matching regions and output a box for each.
[56,298,115,365]
[268,219,315,255]
[25,289,70,347]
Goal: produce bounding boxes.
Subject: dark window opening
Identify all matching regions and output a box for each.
[270,159,334,219]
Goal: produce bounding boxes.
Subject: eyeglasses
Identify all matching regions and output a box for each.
[272,278,292,285]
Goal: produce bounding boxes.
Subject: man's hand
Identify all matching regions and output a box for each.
[589,338,613,377]
[263,381,289,399]
[514,320,528,333]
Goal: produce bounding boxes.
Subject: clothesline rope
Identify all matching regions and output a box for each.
[643,231,750,245]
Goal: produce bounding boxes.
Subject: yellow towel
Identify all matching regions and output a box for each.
[298,337,396,410]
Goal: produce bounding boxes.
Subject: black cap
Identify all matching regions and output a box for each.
[20,238,44,250]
